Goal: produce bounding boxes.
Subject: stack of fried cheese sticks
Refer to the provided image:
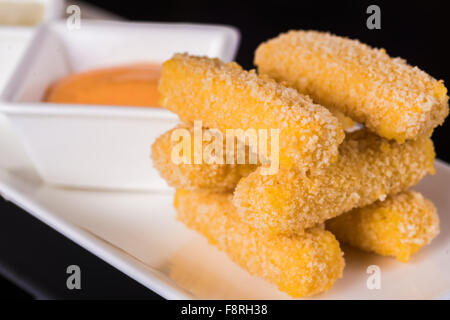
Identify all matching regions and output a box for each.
[152,31,448,298]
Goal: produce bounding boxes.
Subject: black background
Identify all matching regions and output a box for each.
[0,0,449,299]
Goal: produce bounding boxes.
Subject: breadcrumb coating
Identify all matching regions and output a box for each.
[159,53,345,170]
[233,129,435,234]
[151,125,257,192]
[327,191,439,262]
[255,30,449,142]
[275,78,356,131]
[174,189,345,298]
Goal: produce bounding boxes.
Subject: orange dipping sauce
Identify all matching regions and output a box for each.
[44,64,161,107]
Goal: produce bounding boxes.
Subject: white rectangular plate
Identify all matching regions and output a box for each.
[0,160,449,299]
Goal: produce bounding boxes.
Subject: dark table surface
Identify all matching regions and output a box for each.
[1,0,449,299]
[0,199,162,299]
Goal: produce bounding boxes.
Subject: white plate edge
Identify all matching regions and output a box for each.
[0,173,193,300]
[1,160,449,300]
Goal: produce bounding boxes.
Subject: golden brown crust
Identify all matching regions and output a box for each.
[255,30,449,142]
[151,125,257,192]
[174,189,345,298]
[233,129,436,234]
[327,191,439,262]
[159,53,344,170]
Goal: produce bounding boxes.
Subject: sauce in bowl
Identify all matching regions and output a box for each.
[44,63,161,107]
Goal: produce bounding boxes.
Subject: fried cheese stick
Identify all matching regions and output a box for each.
[327,191,439,262]
[174,189,345,298]
[159,53,344,171]
[152,125,257,192]
[233,129,435,234]
[255,30,449,143]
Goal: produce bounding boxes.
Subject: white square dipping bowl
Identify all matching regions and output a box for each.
[0,20,240,191]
